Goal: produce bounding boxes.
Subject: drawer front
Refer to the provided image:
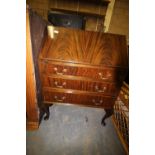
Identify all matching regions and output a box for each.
[43,76,118,96]
[43,90,115,108]
[40,62,126,82]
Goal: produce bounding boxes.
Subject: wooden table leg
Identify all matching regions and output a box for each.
[101,108,114,126]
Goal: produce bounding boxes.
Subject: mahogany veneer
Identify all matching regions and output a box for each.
[38,26,128,125]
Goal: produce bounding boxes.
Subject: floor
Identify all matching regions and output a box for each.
[27,104,126,155]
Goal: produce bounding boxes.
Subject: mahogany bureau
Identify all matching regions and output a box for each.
[38,26,128,126]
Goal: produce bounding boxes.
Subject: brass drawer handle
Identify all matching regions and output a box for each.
[54,81,66,88]
[95,85,107,92]
[98,72,111,80]
[54,96,66,102]
[92,99,103,105]
[53,67,67,75]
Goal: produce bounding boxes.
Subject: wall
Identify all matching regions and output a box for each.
[26,0,129,42]
[26,0,109,32]
[108,0,129,44]
[27,0,49,20]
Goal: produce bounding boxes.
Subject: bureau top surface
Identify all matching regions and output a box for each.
[39,27,128,68]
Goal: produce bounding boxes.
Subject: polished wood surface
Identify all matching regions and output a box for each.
[40,27,128,67]
[39,61,127,82]
[43,87,116,97]
[26,7,39,130]
[26,7,49,130]
[43,89,115,108]
[38,26,128,125]
[43,76,118,96]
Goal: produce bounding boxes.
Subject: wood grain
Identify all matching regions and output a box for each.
[43,89,115,108]
[39,61,127,83]
[40,27,128,67]
[38,26,128,124]
[26,7,39,130]
[42,76,119,96]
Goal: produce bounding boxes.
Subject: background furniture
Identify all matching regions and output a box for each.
[112,82,129,154]
[48,11,85,29]
[26,0,109,32]
[26,7,39,130]
[26,7,48,130]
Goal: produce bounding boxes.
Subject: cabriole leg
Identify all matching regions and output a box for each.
[101,108,114,126]
[39,104,52,124]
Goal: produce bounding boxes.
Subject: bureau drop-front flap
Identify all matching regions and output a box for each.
[39,27,128,68]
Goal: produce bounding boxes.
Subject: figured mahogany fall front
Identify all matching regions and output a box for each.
[38,26,128,126]
[40,27,128,67]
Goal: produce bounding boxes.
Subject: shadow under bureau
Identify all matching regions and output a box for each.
[38,27,128,126]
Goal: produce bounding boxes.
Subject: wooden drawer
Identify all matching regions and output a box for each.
[40,62,126,82]
[43,89,115,108]
[43,76,119,96]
